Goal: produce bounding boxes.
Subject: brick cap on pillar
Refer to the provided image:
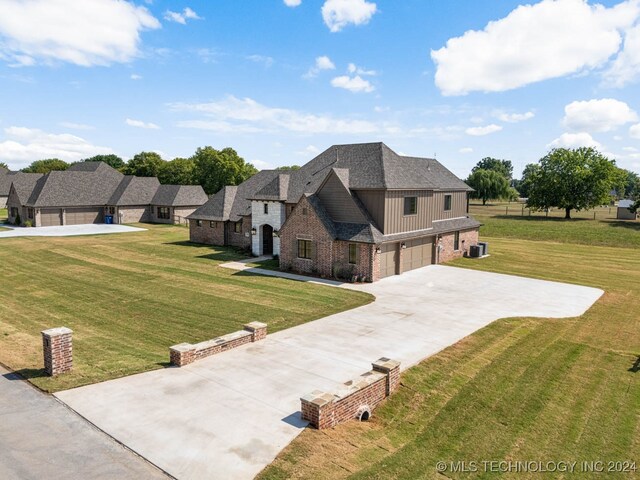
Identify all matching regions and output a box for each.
[169,343,195,353]
[372,357,401,373]
[41,327,73,337]
[300,390,336,407]
[243,321,267,331]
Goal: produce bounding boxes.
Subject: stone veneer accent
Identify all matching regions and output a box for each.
[170,322,267,367]
[437,228,479,263]
[301,358,401,429]
[42,327,73,376]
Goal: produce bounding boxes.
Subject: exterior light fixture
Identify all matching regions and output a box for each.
[251,227,257,235]
[272,230,279,237]
[375,246,381,254]
[401,242,407,249]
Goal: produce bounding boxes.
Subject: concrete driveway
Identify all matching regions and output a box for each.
[0,366,166,480]
[55,265,603,480]
[0,224,146,238]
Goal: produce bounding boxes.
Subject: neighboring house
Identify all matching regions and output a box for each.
[7,162,207,226]
[150,185,209,224]
[189,142,481,281]
[0,166,8,208]
[617,199,638,220]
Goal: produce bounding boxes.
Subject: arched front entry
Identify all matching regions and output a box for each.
[262,224,274,255]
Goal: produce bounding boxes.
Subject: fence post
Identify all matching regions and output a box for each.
[506,206,509,216]
[521,205,524,216]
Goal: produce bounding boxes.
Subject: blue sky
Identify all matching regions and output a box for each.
[1,0,639,177]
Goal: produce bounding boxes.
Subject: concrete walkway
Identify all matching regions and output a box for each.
[55,266,603,480]
[0,224,146,238]
[0,366,167,480]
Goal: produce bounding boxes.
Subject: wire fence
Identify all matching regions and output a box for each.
[469,202,621,220]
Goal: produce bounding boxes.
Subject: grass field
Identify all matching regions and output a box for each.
[260,217,639,479]
[469,201,621,220]
[0,224,372,392]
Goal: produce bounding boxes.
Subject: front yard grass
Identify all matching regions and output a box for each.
[260,232,639,478]
[0,224,372,392]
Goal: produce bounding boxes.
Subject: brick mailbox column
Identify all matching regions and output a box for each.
[372,357,401,395]
[243,322,268,342]
[169,343,197,367]
[300,390,337,429]
[41,327,73,376]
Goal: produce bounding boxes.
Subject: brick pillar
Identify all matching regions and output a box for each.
[300,390,336,429]
[372,357,401,395]
[243,322,268,342]
[41,327,73,376]
[169,343,197,367]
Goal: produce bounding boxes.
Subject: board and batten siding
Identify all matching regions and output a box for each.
[383,190,434,235]
[355,190,385,230]
[316,173,367,223]
[431,191,468,222]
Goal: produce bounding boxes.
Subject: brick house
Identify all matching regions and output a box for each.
[6,161,207,226]
[189,142,480,281]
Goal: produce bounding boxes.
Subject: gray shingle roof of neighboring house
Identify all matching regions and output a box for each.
[0,170,17,196]
[9,173,45,205]
[619,199,634,208]
[67,161,106,172]
[108,176,161,206]
[25,164,124,207]
[188,170,282,222]
[151,185,208,206]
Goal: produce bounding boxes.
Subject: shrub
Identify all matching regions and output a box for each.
[24,220,33,228]
[14,213,21,226]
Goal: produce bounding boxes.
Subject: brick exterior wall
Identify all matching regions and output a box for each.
[332,241,374,282]
[116,206,151,224]
[42,327,73,376]
[170,322,267,367]
[301,358,400,430]
[189,219,226,245]
[228,216,252,250]
[437,228,479,263]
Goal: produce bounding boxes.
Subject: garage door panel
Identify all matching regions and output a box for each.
[66,208,103,225]
[402,237,433,272]
[379,243,398,278]
[40,209,62,226]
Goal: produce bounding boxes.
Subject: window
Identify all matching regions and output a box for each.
[297,239,312,259]
[302,207,308,216]
[234,221,242,233]
[27,208,34,219]
[404,196,417,215]
[157,207,171,220]
[10,207,17,218]
[196,220,202,227]
[444,194,452,211]
[210,221,216,228]
[264,203,268,214]
[454,231,460,250]
[348,243,358,264]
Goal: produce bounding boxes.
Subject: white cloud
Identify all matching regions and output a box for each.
[304,55,335,78]
[130,74,142,80]
[246,54,274,67]
[495,111,535,123]
[563,98,638,132]
[322,0,378,33]
[251,159,274,170]
[431,0,640,96]
[548,132,602,149]
[164,7,202,25]
[459,147,473,154]
[347,63,377,76]
[630,123,640,138]
[465,124,502,136]
[604,23,640,87]
[59,122,94,131]
[125,118,160,130]
[0,0,160,67]
[284,0,302,6]
[0,126,113,168]
[623,146,638,152]
[331,75,374,93]
[169,95,379,135]
[297,145,321,156]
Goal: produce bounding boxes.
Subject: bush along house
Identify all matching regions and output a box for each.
[188,142,481,282]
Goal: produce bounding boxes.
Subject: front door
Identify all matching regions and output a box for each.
[262,224,273,255]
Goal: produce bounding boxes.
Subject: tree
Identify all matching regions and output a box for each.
[21,158,69,174]
[620,169,640,199]
[466,169,510,205]
[82,154,125,170]
[192,146,258,195]
[516,163,540,199]
[276,165,301,171]
[122,152,165,177]
[526,147,624,219]
[158,157,197,185]
[472,157,513,181]
[0,162,8,170]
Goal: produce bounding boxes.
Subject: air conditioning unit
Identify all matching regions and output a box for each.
[469,245,481,258]
[478,242,488,256]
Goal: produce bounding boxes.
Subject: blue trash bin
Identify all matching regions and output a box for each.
[105,215,113,224]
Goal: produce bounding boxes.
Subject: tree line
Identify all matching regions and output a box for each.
[8,148,258,195]
[465,149,639,219]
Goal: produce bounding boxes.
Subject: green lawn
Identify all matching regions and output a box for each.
[0,224,372,392]
[0,207,7,231]
[260,220,639,479]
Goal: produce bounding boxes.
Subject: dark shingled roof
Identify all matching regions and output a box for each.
[108,176,161,206]
[251,174,290,201]
[1,170,19,196]
[67,161,105,172]
[8,173,45,204]
[151,185,208,207]
[188,170,282,221]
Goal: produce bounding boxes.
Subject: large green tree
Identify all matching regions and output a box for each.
[192,147,257,195]
[158,157,197,185]
[466,169,510,205]
[472,157,513,181]
[21,158,69,174]
[526,147,624,219]
[620,169,640,199]
[0,162,8,170]
[515,163,541,198]
[122,152,165,177]
[82,154,125,170]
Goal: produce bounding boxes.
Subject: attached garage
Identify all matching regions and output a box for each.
[65,207,103,225]
[40,208,62,226]
[379,243,398,278]
[401,236,433,273]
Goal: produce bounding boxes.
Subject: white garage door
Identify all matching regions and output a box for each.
[402,236,433,273]
[66,208,103,225]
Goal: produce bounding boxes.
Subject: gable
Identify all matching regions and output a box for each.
[316,170,367,224]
